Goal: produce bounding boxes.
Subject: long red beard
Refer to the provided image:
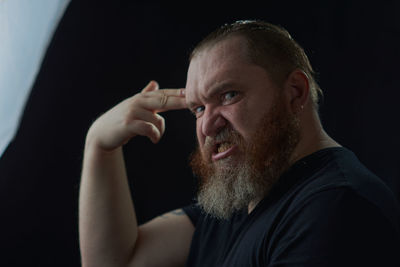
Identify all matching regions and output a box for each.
[189,93,300,220]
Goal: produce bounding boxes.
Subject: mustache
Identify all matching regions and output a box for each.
[203,127,244,156]
[205,127,235,145]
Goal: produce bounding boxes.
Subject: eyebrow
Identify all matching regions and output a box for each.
[187,81,238,110]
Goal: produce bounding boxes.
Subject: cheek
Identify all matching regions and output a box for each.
[239,99,272,138]
[196,119,205,146]
[223,105,252,139]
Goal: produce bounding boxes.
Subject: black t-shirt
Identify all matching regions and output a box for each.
[183,147,400,266]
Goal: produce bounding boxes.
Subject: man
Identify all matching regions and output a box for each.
[79,20,400,267]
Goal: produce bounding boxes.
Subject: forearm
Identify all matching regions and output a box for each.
[79,139,138,267]
[78,82,187,267]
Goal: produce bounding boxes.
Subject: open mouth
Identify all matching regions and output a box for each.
[212,141,237,161]
[216,142,233,153]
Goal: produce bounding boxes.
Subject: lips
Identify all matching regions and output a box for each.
[217,142,233,153]
[212,141,238,161]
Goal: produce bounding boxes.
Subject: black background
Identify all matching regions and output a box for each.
[0,1,399,266]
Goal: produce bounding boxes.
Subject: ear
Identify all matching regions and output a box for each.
[283,69,310,114]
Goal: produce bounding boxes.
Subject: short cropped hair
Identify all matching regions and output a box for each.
[190,20,322,109]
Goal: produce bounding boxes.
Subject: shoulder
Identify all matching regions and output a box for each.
[263,148,400,265]
[267,186,400,266]
[182,204,202,226]
[292,147,400,231]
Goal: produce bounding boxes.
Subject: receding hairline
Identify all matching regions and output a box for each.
[188,20,323,109]
[190,34,256,65]
[190,20,293,59]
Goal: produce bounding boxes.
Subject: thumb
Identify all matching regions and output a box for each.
[142,80,159,92]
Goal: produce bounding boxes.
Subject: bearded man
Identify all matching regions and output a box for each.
[79,20,400,267]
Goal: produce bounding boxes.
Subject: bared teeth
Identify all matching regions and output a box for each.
[217,142,232,153]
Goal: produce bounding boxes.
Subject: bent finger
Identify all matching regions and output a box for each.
[127,120,162,143]
[127,108,165,136]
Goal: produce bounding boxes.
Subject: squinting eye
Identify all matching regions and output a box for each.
[194,106,205,114]
[223,91,238,102]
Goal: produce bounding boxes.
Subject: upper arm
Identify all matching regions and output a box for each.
[129,209,195,267]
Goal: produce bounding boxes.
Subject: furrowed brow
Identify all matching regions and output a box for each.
[187,81,238,110]
[187,101,198,111]
[206,82,236,100]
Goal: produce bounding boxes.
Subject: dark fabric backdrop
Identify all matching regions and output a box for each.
[0,1,399,266]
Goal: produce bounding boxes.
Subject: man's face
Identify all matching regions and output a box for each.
[186,36,279,159]
[185,36,300,219]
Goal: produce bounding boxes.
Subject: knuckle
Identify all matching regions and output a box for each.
[128,96,140,106]
[122,117,133,127]
[153,114,164,131]
[129,92,146,106]
[144,122,156,136]
[156,114,165,125]
[159,94,168,107]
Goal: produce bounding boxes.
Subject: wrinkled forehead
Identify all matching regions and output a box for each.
[185,36,251,100]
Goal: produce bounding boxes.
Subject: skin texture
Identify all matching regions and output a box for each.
[79,35,340,267]
[185,35,340,213]
[79,82,195,267]
[186,36,278,148]
[185,36,302,219]
[189,91,302,219]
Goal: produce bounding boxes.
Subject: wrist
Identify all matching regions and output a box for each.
[84,129,120,157]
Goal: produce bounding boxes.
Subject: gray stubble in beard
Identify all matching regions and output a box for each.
[191,95,300,220]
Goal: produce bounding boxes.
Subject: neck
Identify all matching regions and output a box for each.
[290,109,341,164]
[248,108,341,214]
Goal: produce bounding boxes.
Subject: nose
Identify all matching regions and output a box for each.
[201,107,227,138]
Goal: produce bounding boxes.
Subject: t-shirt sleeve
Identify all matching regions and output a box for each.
[268,188,400,266]
[182,204,202,227]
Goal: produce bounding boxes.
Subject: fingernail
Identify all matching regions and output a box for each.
[152,81,159,89]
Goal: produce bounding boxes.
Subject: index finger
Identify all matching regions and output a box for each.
[145,88,186,97]
[143,89,187,112]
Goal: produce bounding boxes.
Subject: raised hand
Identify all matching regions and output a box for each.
[86,81,187,152]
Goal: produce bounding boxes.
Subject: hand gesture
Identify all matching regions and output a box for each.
[86,81,187,152]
